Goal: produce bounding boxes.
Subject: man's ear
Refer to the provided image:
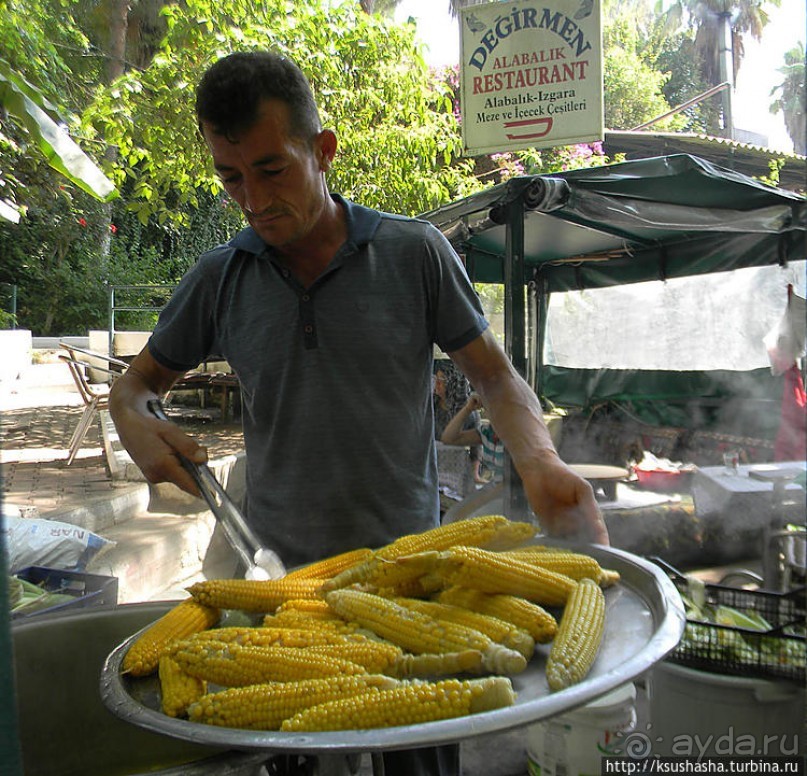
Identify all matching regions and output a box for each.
[316,129,337,171]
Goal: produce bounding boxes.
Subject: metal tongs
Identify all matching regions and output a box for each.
[147,399,286,580]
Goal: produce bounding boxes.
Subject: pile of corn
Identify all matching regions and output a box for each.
[120,515,616,732]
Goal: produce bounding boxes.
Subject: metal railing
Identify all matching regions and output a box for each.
[1,283,17,328]
[107,284,176,356]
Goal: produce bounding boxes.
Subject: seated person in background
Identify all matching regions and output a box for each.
[433,361,482,482]
[433,361,476,437]
[441,392,505,484]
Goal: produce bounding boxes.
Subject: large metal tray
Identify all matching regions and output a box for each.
[100,542,685,753]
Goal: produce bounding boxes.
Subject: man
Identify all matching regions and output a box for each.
[110,48,606,776]
[110,51,606,560]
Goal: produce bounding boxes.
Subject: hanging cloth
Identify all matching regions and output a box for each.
[768,285,807,461]
[774,363,807,461]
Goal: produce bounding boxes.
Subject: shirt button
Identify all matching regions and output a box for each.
[304,325,314,334]
[301,294,311,302]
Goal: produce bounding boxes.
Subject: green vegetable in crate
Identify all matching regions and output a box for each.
[679,594,806,672]
[8,575,75,614]
[8,576,23,609]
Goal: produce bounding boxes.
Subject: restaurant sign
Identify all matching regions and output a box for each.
[459,0,603,156]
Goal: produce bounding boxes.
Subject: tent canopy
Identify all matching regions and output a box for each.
[420,154,805,291]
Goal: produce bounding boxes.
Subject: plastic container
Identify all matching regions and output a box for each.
[11,565,118,619]
[12,603,270,775]
[648,661,805,757]
[526,683,637,776]
[634,468,692,492]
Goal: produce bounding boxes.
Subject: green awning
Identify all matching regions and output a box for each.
[420,154,805,290]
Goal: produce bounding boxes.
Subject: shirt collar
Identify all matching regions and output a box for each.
[228,193,382,258]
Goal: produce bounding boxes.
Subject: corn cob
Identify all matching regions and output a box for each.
[305,641,481,678]
[546,578,606,692]
[187,578,324,612]
[263,609,360,634]
[322,551,444,594]
[173,641,367,686]
[506,547,620,587]
[307,640,405,674]
[284,548,375,580]
[393,597,536,660]
[325,589,526,675]
[159,655,206,718]
[188,674,399,729]
[275,598,333,615]
[435,546,577,607]
[375,577,437,599]
[177,625,369,651]
[478,520,541,551]
[497,549,603,583]
[436,587,558,643]
[122,597,220,677]
[600,568,621,588]
[322,516,536,591]
[377,516,518,560]
[392,650,485,677]
[506,544,557,553]
[280,676,516,731]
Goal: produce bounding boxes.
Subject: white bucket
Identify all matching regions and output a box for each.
[526,683,637,776]
[648,661,806,757]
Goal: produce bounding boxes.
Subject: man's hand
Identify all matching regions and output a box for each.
[520,452,609,545]
[109,347,209,498]
[115,406,209,497]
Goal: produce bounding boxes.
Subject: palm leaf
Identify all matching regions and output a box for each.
[0,58,117,206]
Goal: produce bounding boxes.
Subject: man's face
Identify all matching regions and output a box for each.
[202,100,332,251]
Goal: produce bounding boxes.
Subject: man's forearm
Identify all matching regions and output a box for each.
[474,366,558,476]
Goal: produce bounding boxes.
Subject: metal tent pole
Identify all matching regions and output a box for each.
[503,197,530,522]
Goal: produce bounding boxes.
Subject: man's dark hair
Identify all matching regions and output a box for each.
[195,51,322,143]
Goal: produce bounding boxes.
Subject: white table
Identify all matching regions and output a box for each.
[692,460,806,522]
[568,463,629,501]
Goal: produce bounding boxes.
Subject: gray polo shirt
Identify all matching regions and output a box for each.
[149,195,488,566]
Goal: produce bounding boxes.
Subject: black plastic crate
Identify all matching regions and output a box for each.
[652,558,805,682]
[11,566,118,620]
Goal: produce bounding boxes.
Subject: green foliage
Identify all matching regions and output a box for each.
[0,58,117,210]
[0,178,242,334]
[82,0,475,222]
[756,157,784,188]
[657,0,781,129]
[604,0,717,132]
[602,14,687,130]
[0,0,98,113]
[769,42,806,154]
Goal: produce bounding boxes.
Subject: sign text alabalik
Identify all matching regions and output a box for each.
[459,0,603,156]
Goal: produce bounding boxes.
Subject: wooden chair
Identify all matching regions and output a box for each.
[58,344,129,465]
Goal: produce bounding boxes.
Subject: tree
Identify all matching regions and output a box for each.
[82,0,476,224]
[658,0,781,132]
[770,42,806,154]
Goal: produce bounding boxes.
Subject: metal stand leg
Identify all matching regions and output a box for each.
[761,476,801,591]
[66,400,99,465]
[265,754,366,776]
